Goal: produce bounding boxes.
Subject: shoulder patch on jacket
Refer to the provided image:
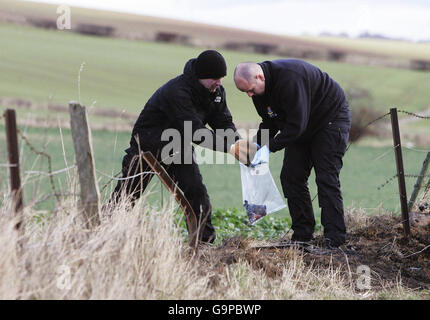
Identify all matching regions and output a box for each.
[267,106,277,118]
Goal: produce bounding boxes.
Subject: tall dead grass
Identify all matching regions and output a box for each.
[0,186,421,300]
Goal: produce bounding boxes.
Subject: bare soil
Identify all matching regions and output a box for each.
[201,212,430,291]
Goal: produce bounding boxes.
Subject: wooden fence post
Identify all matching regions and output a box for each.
[4,109,24,230]
[69,101,100,228]
[390,108,410,238]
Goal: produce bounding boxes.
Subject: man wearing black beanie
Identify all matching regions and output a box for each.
[109,50,240,245]
[195,50,227,80]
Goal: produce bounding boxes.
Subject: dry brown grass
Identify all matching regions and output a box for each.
[0,187,428,300]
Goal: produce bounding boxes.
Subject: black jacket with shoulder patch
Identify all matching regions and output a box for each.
[253,59,348,152]
[127,59,239,154]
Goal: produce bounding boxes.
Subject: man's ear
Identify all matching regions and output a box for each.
[256,74,265,82]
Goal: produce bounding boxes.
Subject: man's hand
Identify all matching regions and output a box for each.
[250,145,270,167]
[229,140,259,165]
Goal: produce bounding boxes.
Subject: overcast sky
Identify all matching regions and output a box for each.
[28,0,430,41]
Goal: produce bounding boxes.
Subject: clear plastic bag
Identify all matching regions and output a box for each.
[240,162,287,224]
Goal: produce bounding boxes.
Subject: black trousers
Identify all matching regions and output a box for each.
[111,148,216,243]
[280,106,351,246]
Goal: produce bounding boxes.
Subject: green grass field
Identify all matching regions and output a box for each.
[1,22,430,124]
[1,21,429,222]
[0,124,426,221]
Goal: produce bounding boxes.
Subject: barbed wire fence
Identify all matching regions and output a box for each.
[1,106,430,236]
[314,109,429,177]
[1,107,163,220]
[316,107,429,239]
[0,133,158,206]
[370,110,430,211]
[360,108,429,237]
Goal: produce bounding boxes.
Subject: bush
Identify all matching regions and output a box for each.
[345,86,386,142]
[174,207,292,244]
[349,106,384,142]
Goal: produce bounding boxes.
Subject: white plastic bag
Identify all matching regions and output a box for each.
[240,162,286,224]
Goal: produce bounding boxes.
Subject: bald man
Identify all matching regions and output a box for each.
[234,59,351,248]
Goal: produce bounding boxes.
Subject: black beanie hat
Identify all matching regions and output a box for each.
[195,50,227,79]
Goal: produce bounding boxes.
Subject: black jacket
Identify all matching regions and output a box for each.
[253,59,348,152]
[127,59,239,155]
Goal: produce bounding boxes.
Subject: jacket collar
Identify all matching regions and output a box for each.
[258,61,272,98]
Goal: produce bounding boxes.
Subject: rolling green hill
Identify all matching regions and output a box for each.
[1,23,430,124]
[2,0,430,62]
[1,12,429,218]
[298,35,430,62]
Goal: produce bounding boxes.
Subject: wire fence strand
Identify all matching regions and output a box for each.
[25,165,76,177]
[402,146,430,153]
[2,106,430,211]
[0,163,17,167]
[347,109,430,209]
[398,110,430,120]
[16,128,61,203]
[96,169,158,181]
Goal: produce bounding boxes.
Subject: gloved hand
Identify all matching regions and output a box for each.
[250,145,270,167]
[230,140,259,165]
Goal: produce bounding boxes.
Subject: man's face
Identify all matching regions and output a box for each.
[199,77,223,93]
[235,75,265,97]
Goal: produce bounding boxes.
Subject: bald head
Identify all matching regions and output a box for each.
[234,62,261,82]
[234,62,265,97]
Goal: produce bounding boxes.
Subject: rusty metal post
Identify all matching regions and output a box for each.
[390,108,410,238]
[408,151,430,212]
[4,109,24,228]
[141,151,198,247]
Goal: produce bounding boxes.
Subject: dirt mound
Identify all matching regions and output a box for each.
[203,213,430,291]
[337,213,430,290]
